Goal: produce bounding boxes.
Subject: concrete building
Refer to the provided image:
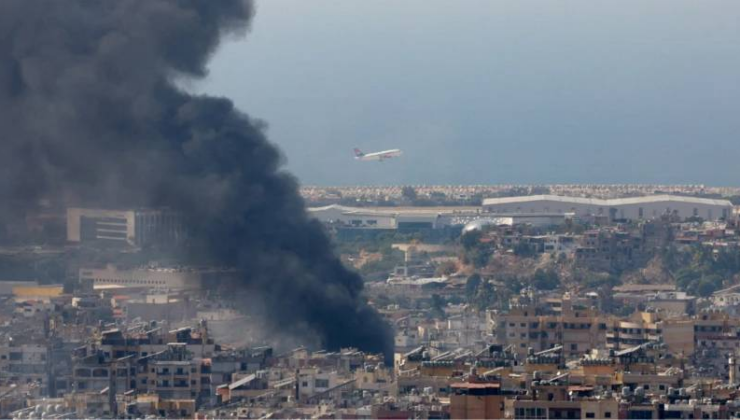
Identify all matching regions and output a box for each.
[67,208,183,247]
[606,314,661,351]
[450,382,505,419]
[79,265,202,290]
[489,296,609,358]
[462,214,569,232]
[0,281,38,296]
[483,195,732,221]
[296,368,345,402]
[0,343,49,394]
[141,345,211,401]
[308,204,477,230]
[308,205,397,229]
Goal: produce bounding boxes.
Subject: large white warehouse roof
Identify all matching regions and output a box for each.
[482,194,732,207]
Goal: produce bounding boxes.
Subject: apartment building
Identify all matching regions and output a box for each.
[489,295,609,358]
[450,381,505,419]
[606,312,662,351]
[140,344,211,401]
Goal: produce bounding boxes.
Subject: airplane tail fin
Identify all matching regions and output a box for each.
[353,148,364,157]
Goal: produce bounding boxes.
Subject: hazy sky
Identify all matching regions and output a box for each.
[196,1,740,186]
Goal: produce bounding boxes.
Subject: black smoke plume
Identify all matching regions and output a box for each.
[0,1,392,357]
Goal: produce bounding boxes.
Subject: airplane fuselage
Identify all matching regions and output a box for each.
[354,149,403,161]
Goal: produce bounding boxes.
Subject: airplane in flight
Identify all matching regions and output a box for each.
[354,148,403,162]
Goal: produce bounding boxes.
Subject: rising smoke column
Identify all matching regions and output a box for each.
[0,0,392,356]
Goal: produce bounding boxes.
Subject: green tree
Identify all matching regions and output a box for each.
[532,268,560,291]
[473,280,496,311]
[436,260,458,276]
[401,186,418,201]
[430,294,446,318]
[513,242,536,257]
[465,274,482,298]
[460,230,491,268]
[694,274,723,297]
[461,230,483,250]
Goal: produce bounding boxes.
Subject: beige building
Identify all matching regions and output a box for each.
[489,297,609,358]
[450,382,505,420]
[607,313,661,351]
[661,319,695,355]
[142,347,210,401]
[693,310,740,354]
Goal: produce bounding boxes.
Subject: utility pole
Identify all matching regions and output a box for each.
[109,358,117,417]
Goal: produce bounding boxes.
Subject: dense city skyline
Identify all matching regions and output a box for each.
[5,1,740,418]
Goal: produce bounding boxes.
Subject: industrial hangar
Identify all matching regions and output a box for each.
[482,194,732,221]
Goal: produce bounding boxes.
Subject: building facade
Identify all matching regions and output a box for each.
[67,208,183,247]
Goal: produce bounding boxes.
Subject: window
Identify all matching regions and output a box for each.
[586,413,595,419]
[315,379,329,388]
[605,412,612,418]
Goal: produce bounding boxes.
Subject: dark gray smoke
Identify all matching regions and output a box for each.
[0,0,392,357]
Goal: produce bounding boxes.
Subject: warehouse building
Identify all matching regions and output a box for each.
[482,195,732,221]
[79,265,202,290]
[308,204,467,230]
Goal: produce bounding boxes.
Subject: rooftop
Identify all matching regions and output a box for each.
[483,194,733,207]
